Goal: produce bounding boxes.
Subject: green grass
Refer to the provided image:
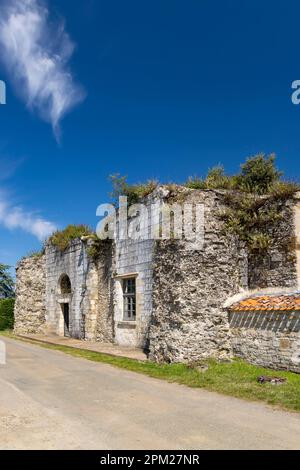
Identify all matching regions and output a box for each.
[1,330,300,412]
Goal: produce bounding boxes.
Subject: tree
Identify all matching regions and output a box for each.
[0,299,15,330]
[0,264,15,299]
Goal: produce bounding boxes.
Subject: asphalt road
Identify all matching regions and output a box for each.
[0,337,300,450]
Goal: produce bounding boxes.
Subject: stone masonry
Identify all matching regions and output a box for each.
[45,240,113,341]
[13,188,300,370]
[149,190,246,363]
[14,255,46,335]
[229,309,300,373]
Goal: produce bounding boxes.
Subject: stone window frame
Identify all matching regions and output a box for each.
[122,277,137,321]
[114,272,139,328]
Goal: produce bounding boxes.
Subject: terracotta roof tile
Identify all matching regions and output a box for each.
[229,293,300,312]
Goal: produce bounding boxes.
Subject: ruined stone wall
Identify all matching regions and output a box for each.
[95,244,114,343]
[14,255,46,335]
[113,195,159,348]
[149,190,247,363]
[46,240,113,342]
[45,241,88,339]
[13,188,300,363]
[229,310,300,373]
[294,194,300,289]
[248,199,298,289]
[149,190,299,363]
[113,239,154,348]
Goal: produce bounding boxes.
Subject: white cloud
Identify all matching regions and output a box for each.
[0,156,24,181]
[0,0,85,139]
[0,195,57,241]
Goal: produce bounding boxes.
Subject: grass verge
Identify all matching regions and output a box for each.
[1,330,300,413]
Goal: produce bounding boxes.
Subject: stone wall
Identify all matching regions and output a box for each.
[45,240,113,342]
[293,194,300,289]
[149,189,299,364]
[248,199,298,289]
[229,310,300,373]
[13,188,300,364]
[95,244,114,343]
[14,255,46,335]
[149,190,247,363]
[113,192,161,348]
[45,241,88,339]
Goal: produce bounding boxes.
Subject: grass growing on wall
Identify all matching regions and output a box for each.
[2,331,300,413]
[109,174,158,206]
[49,225,93,252]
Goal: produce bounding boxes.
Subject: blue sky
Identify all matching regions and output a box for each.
[1,0,300,271]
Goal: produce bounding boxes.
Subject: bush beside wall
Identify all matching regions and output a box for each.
[0,298,15,331]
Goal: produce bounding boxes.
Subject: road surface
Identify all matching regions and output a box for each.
[0,337,300,450]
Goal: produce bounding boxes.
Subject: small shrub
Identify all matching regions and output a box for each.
[219,192,286,253]
[184,166,235,190]
[23,249,45,260]
[185,176,207,190]
[247,233,273,253]
[236,153,282,194]
[205,165,234,190]
[109,174,158,205]
[49,225,93,252]
[0,298,15,331]
[269,181,300,201]
[86,237,112,261]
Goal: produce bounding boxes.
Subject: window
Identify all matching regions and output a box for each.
[123,278,136,321]
[60,274,71,294]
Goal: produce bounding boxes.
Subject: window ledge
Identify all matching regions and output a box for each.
[117,321,137,330]
[113,272,138,279]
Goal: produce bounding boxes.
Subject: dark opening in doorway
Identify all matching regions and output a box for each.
[63,303,70,337]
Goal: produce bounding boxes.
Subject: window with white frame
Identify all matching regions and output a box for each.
[123,278,136,321]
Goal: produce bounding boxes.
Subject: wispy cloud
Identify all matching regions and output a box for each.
[0,156,24,181]
[0,0,85,139]
[0,193,57,241]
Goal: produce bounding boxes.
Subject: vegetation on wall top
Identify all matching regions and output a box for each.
[49,225,93,252]
[23,249,45,261]
[185,154,299,196]
[218,192,287,253]
[211,156,299,253]
[108,154,299,254]
[86,238,112,262]
[109,174,158,206]
[46,154,299,256]
[109,154,299,204]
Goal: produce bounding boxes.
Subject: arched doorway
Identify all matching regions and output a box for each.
[58,274,72,337]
